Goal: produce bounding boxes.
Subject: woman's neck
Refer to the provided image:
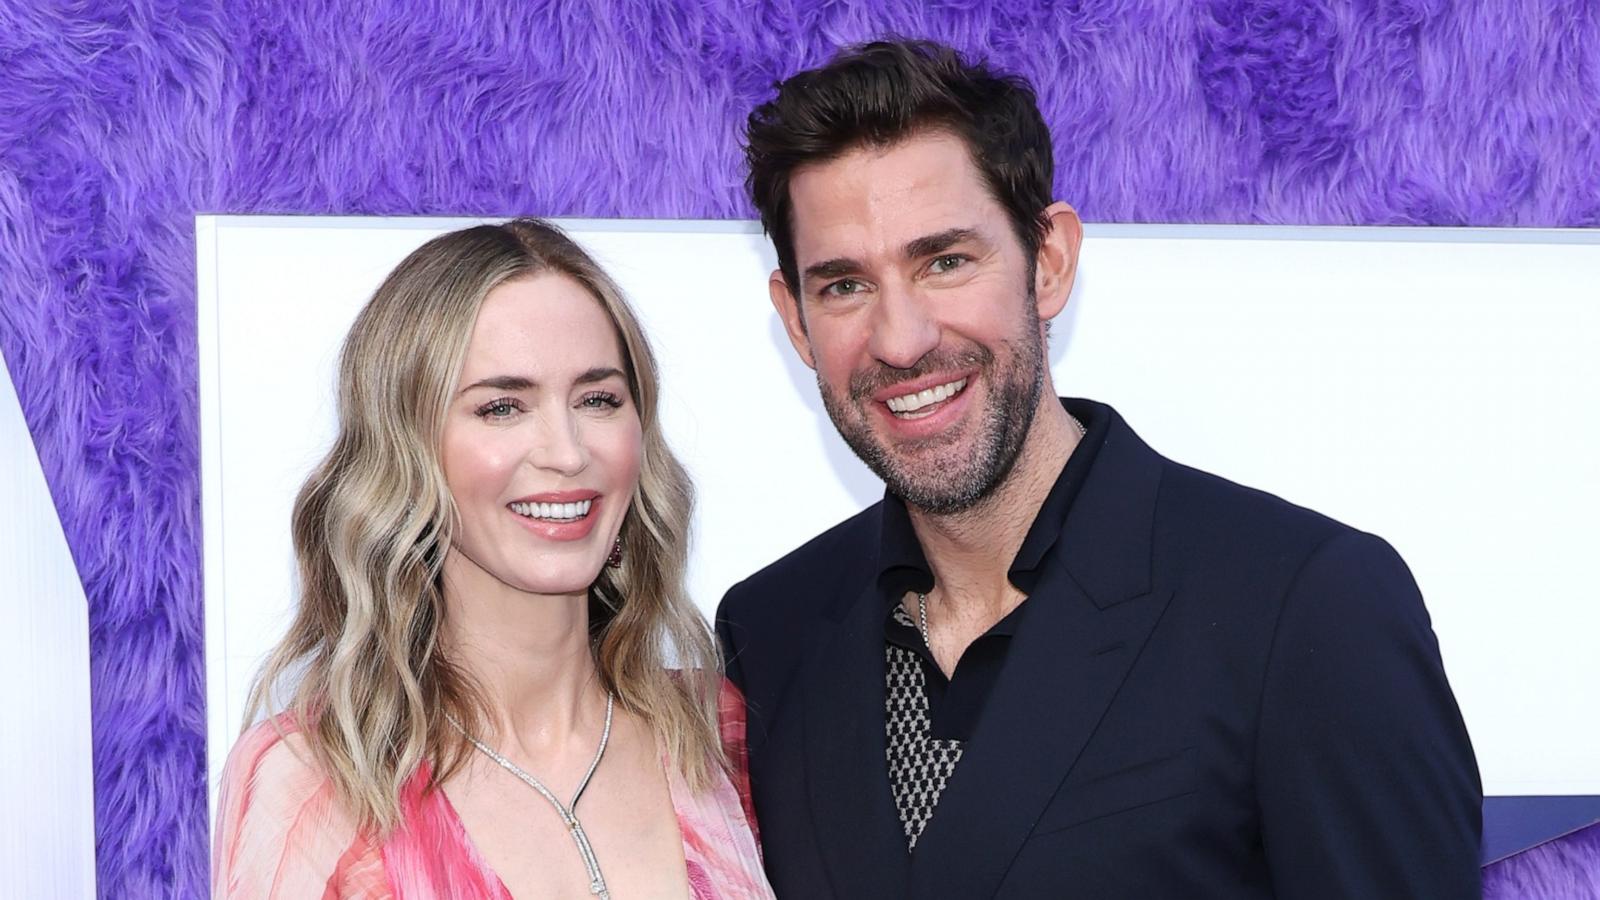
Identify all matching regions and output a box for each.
[439,552,606,756]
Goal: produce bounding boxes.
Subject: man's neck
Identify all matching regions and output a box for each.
[907,394,1078,625]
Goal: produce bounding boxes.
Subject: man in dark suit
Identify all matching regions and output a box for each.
[717,39,1481,898]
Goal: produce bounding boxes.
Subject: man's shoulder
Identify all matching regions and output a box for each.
[1159,458,1350,541]
[1086,398,1357,555]
[723,501,882,601]
[1150,456,1409,600]
[718,502,883,626]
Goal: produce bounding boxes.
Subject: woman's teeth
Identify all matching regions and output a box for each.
[509,499,593,521]
[885,377,968,415]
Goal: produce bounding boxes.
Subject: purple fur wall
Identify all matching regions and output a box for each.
[1,0,1596,895]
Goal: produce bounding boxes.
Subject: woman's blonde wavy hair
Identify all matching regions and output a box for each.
[244,218,723,834]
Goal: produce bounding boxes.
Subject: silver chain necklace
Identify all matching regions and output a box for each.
[450,693,616,899]
[915,413,1086,652]
[916,591,934,648]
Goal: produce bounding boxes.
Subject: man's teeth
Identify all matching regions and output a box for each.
[885,378,968,414]
[509,499,593,520]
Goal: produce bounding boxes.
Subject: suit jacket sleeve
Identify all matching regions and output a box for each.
[1255,530,1482,898]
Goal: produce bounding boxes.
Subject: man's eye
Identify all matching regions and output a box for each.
[822,278,864,298]
[929,254,966,274]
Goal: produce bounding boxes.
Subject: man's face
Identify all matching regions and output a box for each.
[771,131,1065,514]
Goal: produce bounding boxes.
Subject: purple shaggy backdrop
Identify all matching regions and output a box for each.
[1,0,1597,896]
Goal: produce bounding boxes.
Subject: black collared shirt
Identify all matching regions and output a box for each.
[881,398,1107,846]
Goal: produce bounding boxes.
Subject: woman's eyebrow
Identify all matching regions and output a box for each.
[458,368,624,396]
[458,374,535,395]
[574,366,626,386]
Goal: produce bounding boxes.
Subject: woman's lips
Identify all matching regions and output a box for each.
[507,495,601,542]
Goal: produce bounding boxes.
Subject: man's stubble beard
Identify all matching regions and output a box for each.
[816,304,1046,516]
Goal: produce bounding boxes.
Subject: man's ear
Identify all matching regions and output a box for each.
[1033,201,1084,321]
[769,269,816,369]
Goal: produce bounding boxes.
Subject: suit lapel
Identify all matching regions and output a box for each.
[803,582,909,897]
[910,575,1172,896]
[909,403,1172,897]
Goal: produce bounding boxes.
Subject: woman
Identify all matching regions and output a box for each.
[213,219,773,899]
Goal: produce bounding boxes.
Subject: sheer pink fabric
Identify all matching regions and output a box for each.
[213,682,772,899]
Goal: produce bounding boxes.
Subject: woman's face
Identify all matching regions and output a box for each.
[439,273,643,599]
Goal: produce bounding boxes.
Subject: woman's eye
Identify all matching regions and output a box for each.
[580,391,624,410]
[474,398,522,420]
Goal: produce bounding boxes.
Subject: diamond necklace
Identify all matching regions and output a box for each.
[450,693,615,899]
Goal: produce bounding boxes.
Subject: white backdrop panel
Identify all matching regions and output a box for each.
[199,217,1600,806]
[1,351,97,897]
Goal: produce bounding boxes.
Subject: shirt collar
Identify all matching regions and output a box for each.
[876,397,1108,601]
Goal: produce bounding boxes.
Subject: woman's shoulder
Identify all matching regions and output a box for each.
[213,715,380,898]
[220,714,329,805]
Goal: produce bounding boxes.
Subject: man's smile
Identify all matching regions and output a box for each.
[885,377,968,417]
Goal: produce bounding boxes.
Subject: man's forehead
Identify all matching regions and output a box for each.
[787,132,1000,263]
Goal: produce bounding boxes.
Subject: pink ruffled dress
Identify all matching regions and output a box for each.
[212,681,773,899]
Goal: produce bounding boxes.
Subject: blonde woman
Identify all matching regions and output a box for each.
[212,220,773,899]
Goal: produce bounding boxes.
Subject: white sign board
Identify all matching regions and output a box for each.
[200,217,1600,805]
[1,353,97,897]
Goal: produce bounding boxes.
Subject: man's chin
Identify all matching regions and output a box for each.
[883,469,994,514]
[877,445,991,499]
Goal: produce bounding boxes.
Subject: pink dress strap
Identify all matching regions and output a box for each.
[381,766,512,899]
[717,677,761,851]
[671,678,773,899]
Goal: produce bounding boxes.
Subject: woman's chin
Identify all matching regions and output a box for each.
[504,562,609,599]
[505,580,594,601]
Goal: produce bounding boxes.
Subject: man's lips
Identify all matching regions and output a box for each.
[868,371,976,405]
[870,373,974,417]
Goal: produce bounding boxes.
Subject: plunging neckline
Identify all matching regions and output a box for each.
[433,742,694,900]
[211,685,772,898]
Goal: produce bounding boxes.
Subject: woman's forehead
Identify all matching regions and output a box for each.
[460,274,625,380]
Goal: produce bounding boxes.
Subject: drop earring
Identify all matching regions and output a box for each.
[606,537,623,568]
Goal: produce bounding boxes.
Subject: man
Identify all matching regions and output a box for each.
[715,40,1481,899]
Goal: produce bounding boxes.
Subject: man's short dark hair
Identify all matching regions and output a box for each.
[745,39,1056,294]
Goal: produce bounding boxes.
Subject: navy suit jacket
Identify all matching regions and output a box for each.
[716,400,1481,898]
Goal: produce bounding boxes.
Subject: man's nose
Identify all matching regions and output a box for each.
[865,281,939,370]
[527,411,588,476]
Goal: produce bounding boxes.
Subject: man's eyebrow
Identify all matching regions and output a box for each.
[904,227,980,260]
[800,228,982,287]
[802,257,863,285]
[457,368,625,396]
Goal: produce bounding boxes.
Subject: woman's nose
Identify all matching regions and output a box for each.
[527,411,588,476]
